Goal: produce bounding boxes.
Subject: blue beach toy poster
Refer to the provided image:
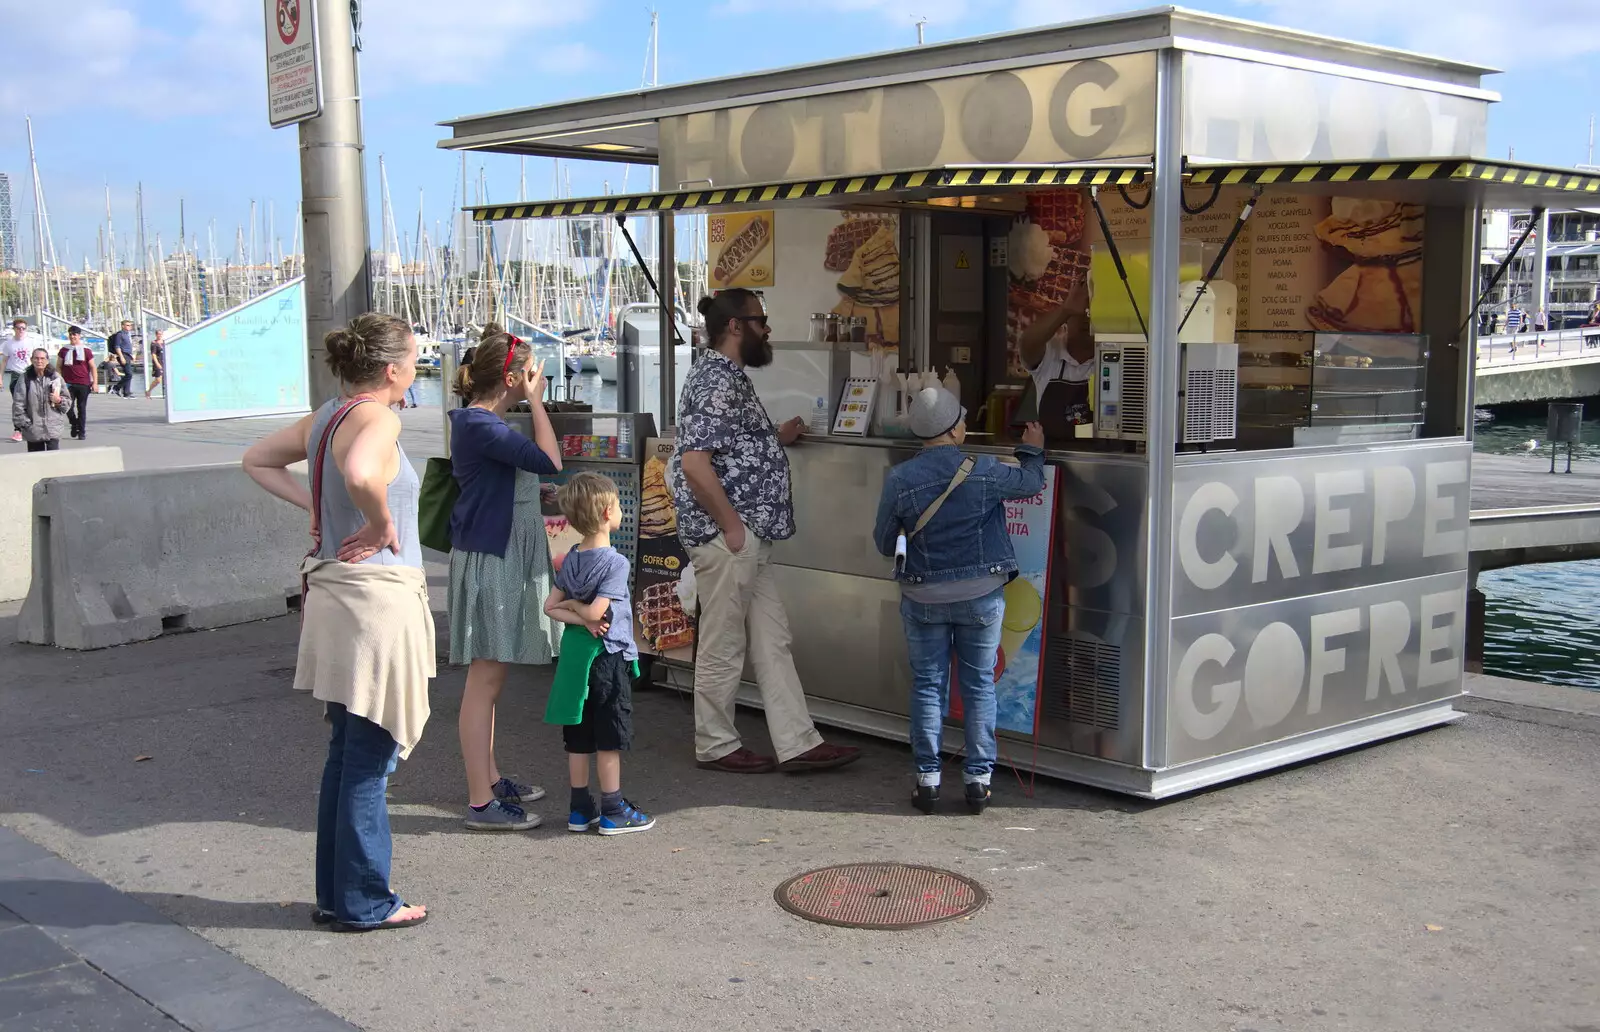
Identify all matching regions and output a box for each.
[948,464,1058,735]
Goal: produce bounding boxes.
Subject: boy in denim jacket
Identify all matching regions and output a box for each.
[873,388,1045,815]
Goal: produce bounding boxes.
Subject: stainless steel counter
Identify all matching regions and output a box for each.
[751,436,1154,766]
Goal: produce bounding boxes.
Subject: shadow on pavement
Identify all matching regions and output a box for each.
[0,608,1149,853]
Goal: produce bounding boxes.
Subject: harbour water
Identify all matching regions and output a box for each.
[413,375,1600,691]
[1473,411,1600,691]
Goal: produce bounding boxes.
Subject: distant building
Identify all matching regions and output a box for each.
[0,173,15,270]
[1480,207,1600,327]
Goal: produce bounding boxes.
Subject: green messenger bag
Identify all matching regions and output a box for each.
[417,456,459,554]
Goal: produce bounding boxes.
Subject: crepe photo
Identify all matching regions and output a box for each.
[1307,199,1424,335]
[827,212,902,345]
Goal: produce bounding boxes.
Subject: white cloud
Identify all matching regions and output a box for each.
[1230,0,1597,67]
[357,0,596,89]
[0,0,598,120]
[720,0,972,32]
[1006,1,1599,69]
[0,0,258,118]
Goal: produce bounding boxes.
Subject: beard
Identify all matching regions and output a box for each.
[739,325,774,368]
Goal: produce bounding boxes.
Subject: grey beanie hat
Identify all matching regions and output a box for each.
[908,387,965,440]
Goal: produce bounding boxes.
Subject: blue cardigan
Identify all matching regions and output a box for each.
[448,407,559,556]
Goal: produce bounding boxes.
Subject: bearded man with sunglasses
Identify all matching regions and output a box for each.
[669,289,861,776]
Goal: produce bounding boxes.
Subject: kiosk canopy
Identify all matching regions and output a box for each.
[466,164,1149,221]
[1187,157,1600,208]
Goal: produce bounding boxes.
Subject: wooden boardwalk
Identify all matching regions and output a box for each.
[1472,452,1600,511]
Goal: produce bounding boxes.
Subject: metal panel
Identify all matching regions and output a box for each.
[659,53,1157,189]
[1054,456,1149,614]
[771,440,904,579]
[1182,53,1488,163]
[1171,441,1471,617]
[1165,569,1467,765]
[769,564,911,717]
[1034,605,1146,766]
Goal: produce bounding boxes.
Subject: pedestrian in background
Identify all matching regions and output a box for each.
[57,327,96,441]
[144,330,166,399]
[10,348,70,453]
[242,312,432,933]
[448,330,563,831]
[107,320,136,397]
[7,318,33,443]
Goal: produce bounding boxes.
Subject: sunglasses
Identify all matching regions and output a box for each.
[503,335,523,375]
[734,315,769,328]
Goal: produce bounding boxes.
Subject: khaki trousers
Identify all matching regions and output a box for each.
[688,534,823,764]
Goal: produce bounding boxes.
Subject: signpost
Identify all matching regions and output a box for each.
[264,0,372,409]
[265,0,322,128]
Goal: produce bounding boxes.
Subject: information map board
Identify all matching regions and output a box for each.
[165,278,311,424]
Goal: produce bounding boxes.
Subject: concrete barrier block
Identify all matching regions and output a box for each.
[0,448,125,602]
[17,464,307,650]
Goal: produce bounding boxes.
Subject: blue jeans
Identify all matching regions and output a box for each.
[316,703,403,927]
[899,586,1004,786]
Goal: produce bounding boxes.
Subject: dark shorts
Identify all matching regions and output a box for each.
[562,649,635,754]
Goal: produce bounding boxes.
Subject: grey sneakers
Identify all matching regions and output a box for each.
[464,799,542,831]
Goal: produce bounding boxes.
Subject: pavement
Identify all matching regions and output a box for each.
[22,392,445,471]
[2,593,1598,1032]
[3,392,1598,1032]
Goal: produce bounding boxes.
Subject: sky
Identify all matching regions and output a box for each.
[0,0,1595,272]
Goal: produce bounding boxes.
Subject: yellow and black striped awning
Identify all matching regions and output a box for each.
[1188,158,1600,196]
[467,165,1149,221]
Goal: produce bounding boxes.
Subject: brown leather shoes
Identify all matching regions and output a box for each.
[778,742,862,773]
[697,747,778,774]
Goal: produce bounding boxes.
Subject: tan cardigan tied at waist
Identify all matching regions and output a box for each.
[294,557,436,759]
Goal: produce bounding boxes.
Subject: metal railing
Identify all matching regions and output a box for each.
[1476,327,1600,373]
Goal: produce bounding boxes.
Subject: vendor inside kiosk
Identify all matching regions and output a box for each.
[440,8,1598,797]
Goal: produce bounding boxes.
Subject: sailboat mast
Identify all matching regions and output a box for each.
[26,117,50,319]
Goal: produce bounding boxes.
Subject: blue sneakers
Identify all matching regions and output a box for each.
[597,800,655,836]
[568,810,601,833]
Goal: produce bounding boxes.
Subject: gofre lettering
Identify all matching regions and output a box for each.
[1170,458,1468,743]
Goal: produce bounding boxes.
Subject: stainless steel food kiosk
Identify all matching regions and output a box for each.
[440,7,1600,796]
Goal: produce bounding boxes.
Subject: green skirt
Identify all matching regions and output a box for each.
[447,471,557,666]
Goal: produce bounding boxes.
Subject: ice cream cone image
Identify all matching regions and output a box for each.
[998,578,1043,673]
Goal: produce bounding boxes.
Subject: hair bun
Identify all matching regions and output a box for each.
[697,295,716,317]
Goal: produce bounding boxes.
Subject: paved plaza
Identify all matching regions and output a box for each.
[1,396,1597,1031]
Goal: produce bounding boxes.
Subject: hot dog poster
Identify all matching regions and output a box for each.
[708,211,775,289]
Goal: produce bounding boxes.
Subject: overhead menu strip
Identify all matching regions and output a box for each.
[467,165,1149,221]
[1188,158,1600,194]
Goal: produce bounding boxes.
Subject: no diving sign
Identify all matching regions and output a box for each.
[264,0,322,128]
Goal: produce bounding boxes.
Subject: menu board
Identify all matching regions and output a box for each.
[1059,185,1425,343]
[947,465,1059,735]
[633,439,696,660]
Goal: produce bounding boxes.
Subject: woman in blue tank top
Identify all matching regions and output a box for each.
[243,313,432,933]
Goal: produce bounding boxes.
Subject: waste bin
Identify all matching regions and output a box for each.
[1547,402,1584,443]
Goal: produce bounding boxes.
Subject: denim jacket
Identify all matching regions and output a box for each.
[873,444,1047,585]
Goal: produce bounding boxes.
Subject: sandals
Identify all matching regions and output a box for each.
[321,903,428,933]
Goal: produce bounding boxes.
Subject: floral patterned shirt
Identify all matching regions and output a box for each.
[669,350,795,548]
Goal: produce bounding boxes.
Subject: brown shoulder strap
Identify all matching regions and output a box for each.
[910,456,975,539]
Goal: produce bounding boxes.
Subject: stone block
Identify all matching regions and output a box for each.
[0,447,123,602]
[16,463,305,650]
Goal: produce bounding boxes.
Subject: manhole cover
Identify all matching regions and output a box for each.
[774,863,987,930]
